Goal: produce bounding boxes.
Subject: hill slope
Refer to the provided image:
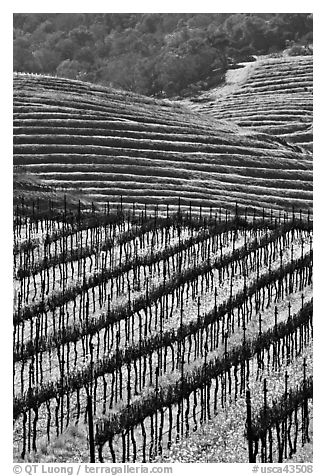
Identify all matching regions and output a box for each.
[13,166,92,211]
[186,55,313,151]
[13,73,312,215]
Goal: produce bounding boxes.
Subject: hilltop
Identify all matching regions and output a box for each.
[186,55,313,151]
[13,13,312,98]
[14,73,312,216]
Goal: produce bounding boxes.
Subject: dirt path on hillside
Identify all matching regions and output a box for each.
[182,58,260,109]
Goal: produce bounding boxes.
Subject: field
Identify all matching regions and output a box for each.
[186,55,313,152]
[14,73,312,216]
[13,64,313,464]
[13,201,313,463]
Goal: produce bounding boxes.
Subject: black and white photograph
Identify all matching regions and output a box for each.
[7,4,319,472]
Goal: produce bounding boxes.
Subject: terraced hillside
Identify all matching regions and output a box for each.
[187,55,313,152]
[14,73,312,216]
[13,167,92,211]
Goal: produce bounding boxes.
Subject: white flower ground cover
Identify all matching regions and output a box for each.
[13,219,313,463]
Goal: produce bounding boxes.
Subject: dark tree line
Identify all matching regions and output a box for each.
[13,13,312,97]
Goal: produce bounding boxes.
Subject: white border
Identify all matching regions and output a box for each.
[2,4,325,475]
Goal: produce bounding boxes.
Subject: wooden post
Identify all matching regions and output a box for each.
[87,342,95,463]
[155,366,159,452]
[224,331,228,359]
[263,378,268,462]
[246,389,255,463]
[180,302,184,436]
[87,395,95,463]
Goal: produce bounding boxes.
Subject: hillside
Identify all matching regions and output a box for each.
[186,55,313,151]
[13,166,92,210]
[13,73,312,216]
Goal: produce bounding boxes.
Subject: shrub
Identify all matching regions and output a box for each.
[285,44,313,56]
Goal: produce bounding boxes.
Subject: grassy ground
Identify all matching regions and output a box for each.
[14,167,93,211]
[185,55,312,152]
[14,424,89,463]
[13,72,312,216]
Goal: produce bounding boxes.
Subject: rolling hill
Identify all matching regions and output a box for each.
[186,55,313,152]
[13,73,312,216]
